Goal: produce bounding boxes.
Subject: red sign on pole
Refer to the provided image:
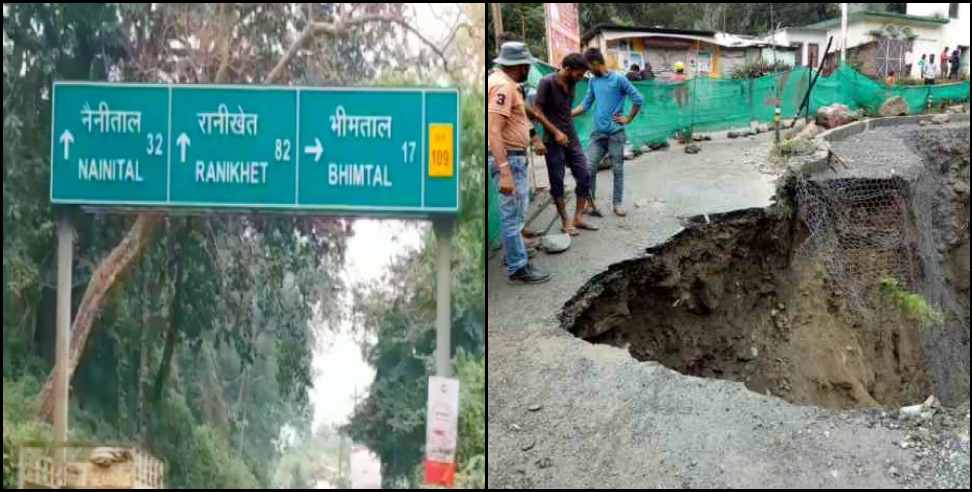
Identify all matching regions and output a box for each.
[544,3,581,68]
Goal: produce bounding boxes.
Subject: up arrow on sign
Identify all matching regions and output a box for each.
[59,130,74,160]
[176,133,191,163]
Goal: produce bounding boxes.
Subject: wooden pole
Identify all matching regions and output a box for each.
[491,3,503,51]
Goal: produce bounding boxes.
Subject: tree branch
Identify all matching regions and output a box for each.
[37,214,162,421]
[214,4,232,84]
[36,5,241,422]
[264,14,456,85]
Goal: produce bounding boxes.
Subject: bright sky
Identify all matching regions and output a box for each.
[310,218,425,433]
[413,4,459,41]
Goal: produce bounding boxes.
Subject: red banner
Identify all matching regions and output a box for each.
[545,3,580,68]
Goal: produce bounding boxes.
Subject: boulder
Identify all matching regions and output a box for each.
[879,96,909,117]
[816,103,854,129]
[541,233,571,254]
[648,141,669,151]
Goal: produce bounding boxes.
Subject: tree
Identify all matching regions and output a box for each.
[4,3,471,489]
[28,1,465,425]
[455,352,485,489]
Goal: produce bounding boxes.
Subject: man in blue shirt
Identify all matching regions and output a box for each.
[572,48,644,217]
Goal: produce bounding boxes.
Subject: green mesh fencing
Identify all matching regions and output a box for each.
[488,165,501,249]
[488,62,968,252]
[528,63,968,149]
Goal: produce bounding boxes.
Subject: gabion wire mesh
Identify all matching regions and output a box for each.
[793,127,970,404]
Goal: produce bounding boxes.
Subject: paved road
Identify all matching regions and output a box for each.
[487,130,970,489]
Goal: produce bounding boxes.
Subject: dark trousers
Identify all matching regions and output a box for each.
[544,139,590,200]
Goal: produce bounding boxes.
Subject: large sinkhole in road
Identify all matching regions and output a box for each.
[561,124,970,409]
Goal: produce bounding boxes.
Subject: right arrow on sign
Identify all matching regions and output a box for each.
[176,133,191,163]
[304,138,324,163]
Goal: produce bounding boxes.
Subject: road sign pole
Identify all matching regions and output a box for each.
[434,218,454,378]
[54,215,74,479]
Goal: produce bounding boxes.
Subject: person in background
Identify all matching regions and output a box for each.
[626,64,643,82]
[904,50,913,79]
[672,61,688,108]
[923,56,938,85]
[641,60,655,80]
[918,54,927,80]
[572,47,644,218]
[941,47,950,80]
[488,42,551,285]
[950,48,961,81]
[886,70,896,87]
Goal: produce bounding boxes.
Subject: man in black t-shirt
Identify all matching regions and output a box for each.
[534,53,599,236]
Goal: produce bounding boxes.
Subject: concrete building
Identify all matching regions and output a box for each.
[581,25,796,80]
[768,27,830,69]
[907,2,970,77]
[771,11,953,79]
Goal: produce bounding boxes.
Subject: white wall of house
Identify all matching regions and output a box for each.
[815,19,946,78]
[773,29,829,67]
[826,20,942,52]
[908,3,970,48]
[774,6,968,78]
[758,47,797,67]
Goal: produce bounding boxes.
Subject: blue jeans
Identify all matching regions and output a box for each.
[585,130,626,207]
[488,153,530,276]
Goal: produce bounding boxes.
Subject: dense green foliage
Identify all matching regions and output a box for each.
[454,353,486,488]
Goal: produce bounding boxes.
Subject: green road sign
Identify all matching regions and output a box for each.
[50,82,461,215]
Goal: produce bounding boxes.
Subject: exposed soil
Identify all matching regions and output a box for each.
[561,125,970,411]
